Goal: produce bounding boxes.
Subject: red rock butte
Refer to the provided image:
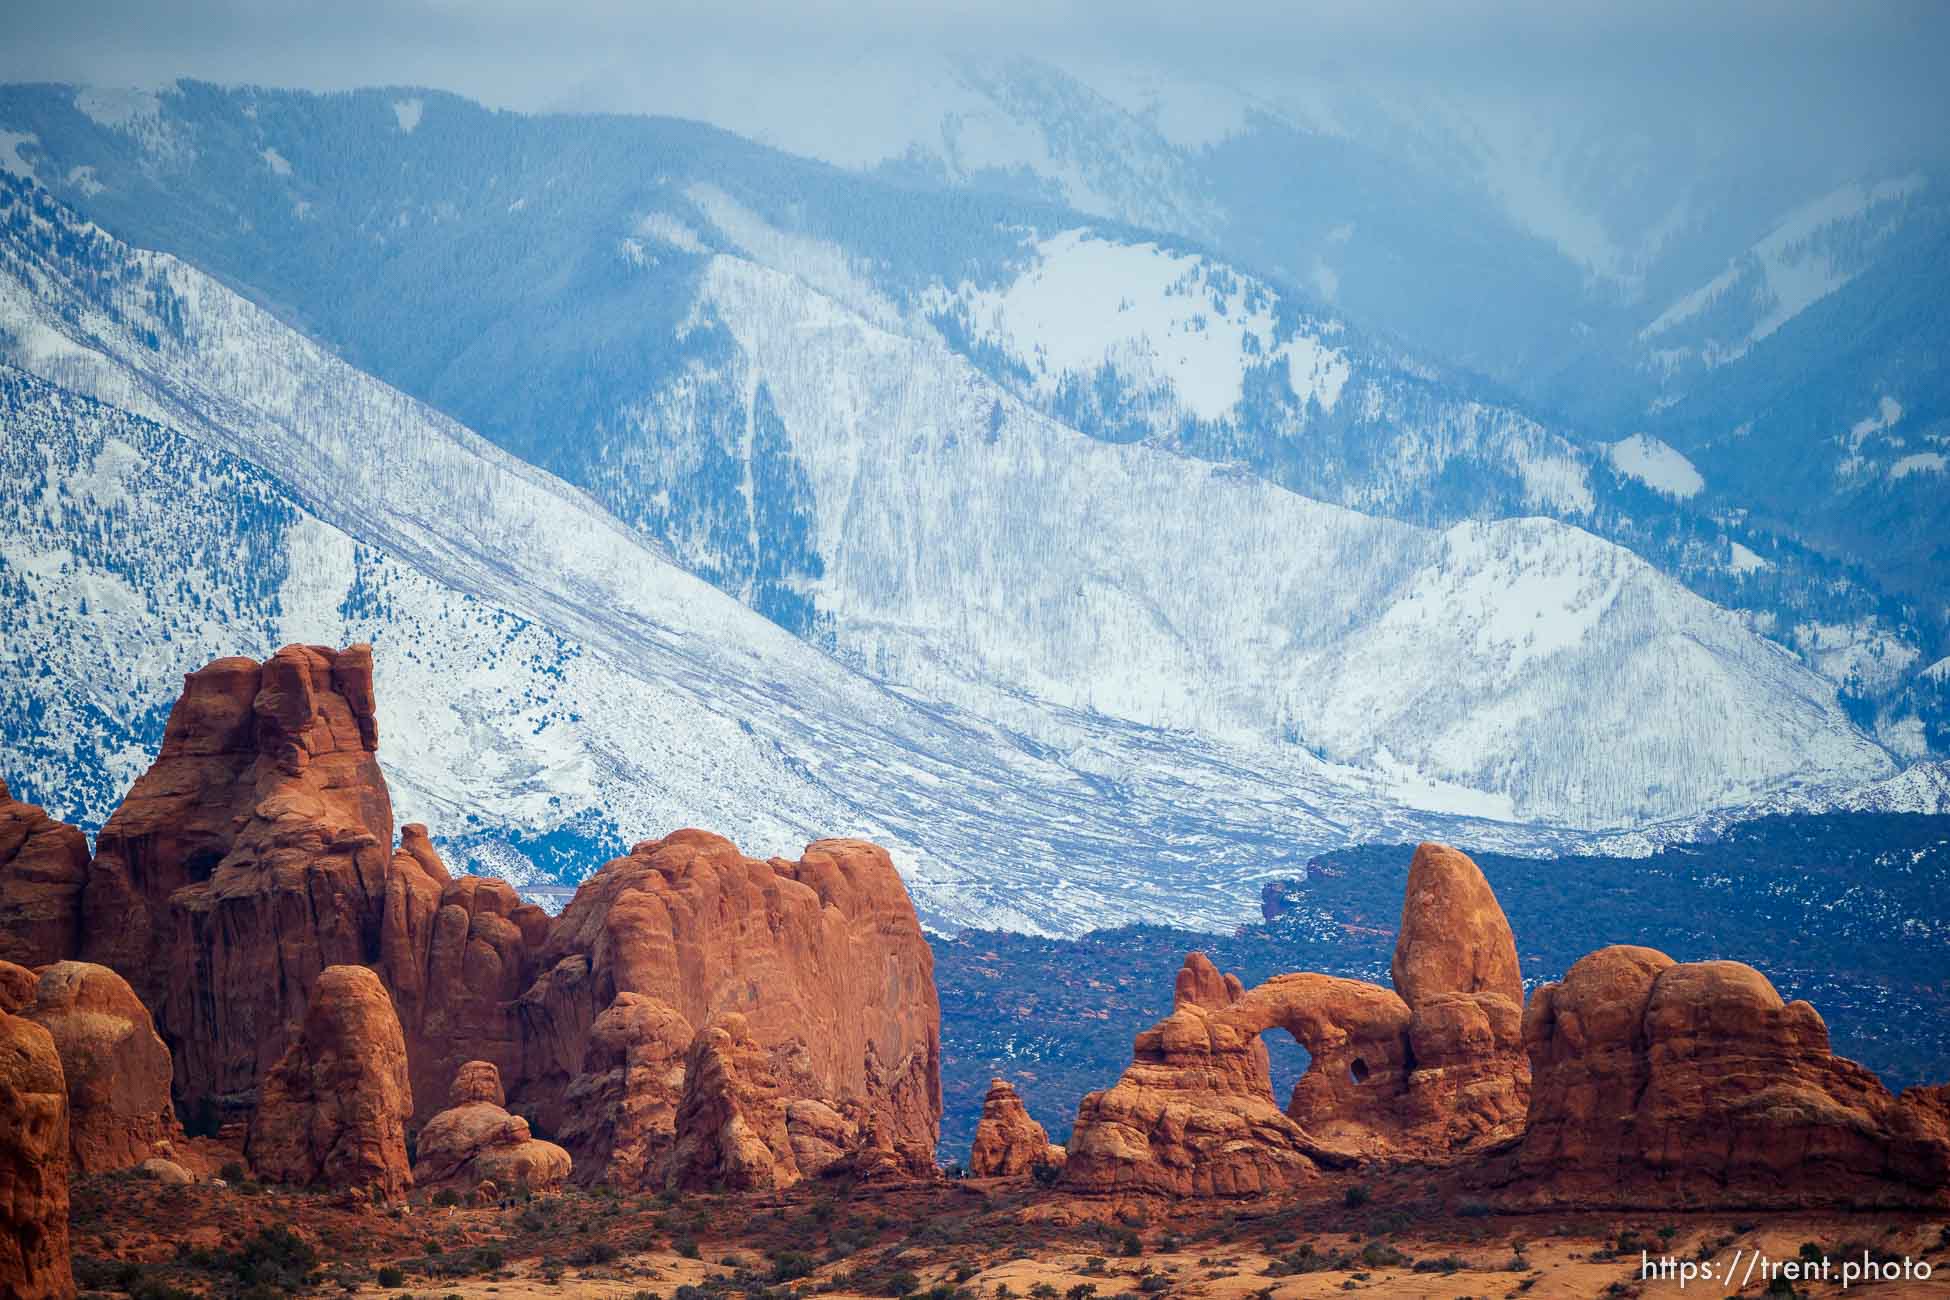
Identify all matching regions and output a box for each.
[0,644,943,1208]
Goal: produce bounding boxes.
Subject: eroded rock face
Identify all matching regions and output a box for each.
[379,848,548,1124]
[1392,842,1524,1008]
[556,992,693,1190]
[969,1079,1062,1177]
[7,649,945,1192]
[0,960,36,1015]
[0,1009,73,1300]
[449,1059,505,1108]
[516,831,940,1172]
[413,1061,569,1194]
[0,777,89,970]
[669,1013,798,1191]
[1510,946,1950,1209]
[246,965,413,1199]
[81,645,395,1112]
[1065,955,1323,1197]
[21,962,182,1174]
[1065,843,1529,1197]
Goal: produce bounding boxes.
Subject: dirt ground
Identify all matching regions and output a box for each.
[65,1157,1950,1300]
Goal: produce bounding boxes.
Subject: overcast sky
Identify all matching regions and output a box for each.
[4,0,1947,177]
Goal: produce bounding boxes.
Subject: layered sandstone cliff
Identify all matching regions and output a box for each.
[246,965,414,1199]
[0,1007,73,1299]
[377,830,550,1122]
[1506,945,1950,1209]
[0,778,89,970]
[81,646,395,1112]
[517,830,941,1182]
[0,646,944,1190]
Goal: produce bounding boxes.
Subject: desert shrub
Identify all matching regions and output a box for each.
[1359,1242,1407,1269]
[431,1187,462,1208]
[677,1236,702,1259]
[1342,1185,1371,1209]
[378,1265,406,1288]
[771,1251,816,1282]
[883,1270,921,1297]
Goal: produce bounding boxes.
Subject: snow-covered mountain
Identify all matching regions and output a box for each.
[673,248,1889,826]
[1,78,1930,748]
[531,54,1950,679]
[0,163,1894,854]
[6,178,1628,937]
[1636,175,1933,385]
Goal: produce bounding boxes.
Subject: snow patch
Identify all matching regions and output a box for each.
[1890,452,1945,480]
[688,183,906,333]
[0,132,38,180]
[74,88,161,132]
[1607,433,1704,499]
[391,98,423,134]
[636,211,709,254]
[1643,175,1927,354]
[1728,541,1771,574]
[260,147,292,177]
[937,228,1349,421]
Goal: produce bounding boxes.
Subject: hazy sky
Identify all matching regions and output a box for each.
[3,0,1947,177]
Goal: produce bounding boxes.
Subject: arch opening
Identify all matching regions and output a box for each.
[1260,1029,1312,1105]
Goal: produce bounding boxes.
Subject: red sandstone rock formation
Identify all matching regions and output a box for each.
[669,1013,802,1191]
[1392,843,1524,1007]
[556,992,693,1190]
[0,1008,73,1299]
[1064,959,1339,1197]
[0,777,89,969]
[1065,843,1528,1196]
[0,649,945,1191]
[1508,945,1950,1209]
[413,1061,569,1193]
[246,965,414,1199]
[969,1079,1063,1177]
[0,960,35,1015]
[19,962,182,1174]
[81,645,396,1111]
[378,836,548,1123]
[516,831,940,1173]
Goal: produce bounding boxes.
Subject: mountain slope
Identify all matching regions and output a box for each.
[678,251,1891,825]
[1,78,1931,752]
[2,174,1647,936]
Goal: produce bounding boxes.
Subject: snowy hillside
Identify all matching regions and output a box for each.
[0,175,1626,937]
[1,78,1934,754]
[1638,175,1931,384]
[630,246,1892,827]
[1589,760,1950,858]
